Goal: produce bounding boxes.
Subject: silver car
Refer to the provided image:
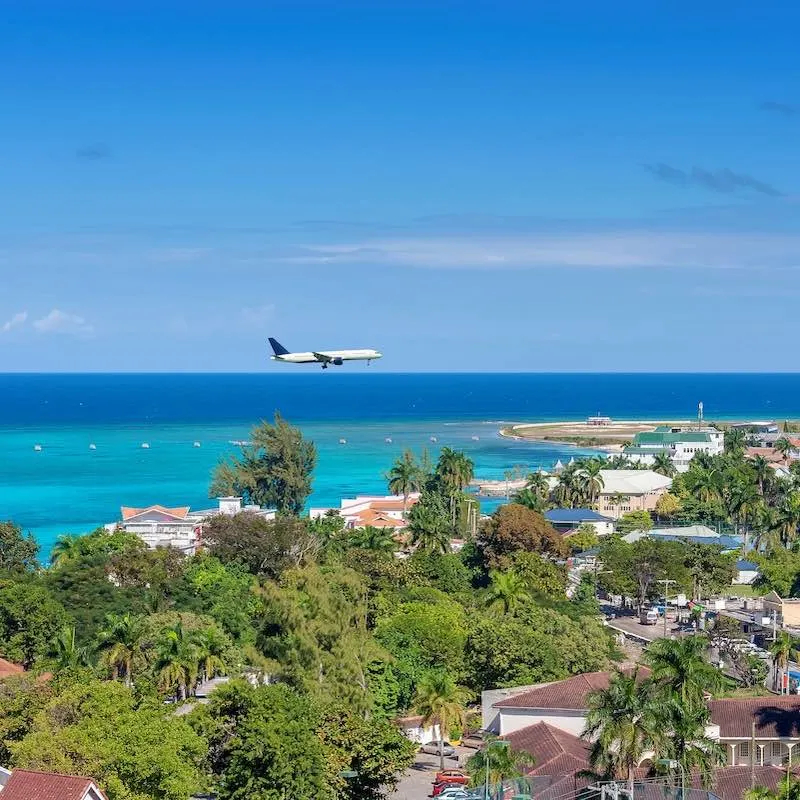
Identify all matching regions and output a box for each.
[421,740,456,756]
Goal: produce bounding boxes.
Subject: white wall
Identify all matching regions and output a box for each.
[497,707,588,737]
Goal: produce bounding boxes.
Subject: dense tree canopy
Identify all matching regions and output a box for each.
[477,504,566,567]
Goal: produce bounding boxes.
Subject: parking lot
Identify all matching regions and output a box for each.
[390,746,474,800]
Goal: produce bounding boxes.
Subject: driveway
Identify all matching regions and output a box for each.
[391,746,474,800]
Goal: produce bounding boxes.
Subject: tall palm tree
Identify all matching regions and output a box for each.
[608,492,629,514]
[155,621,199,700]
[387,450,423,512]
[514,487,546,512]
[660,699,725,784]
[414,673,470,770]
[484,570,531,615]
[652,452,677,478]
[770,631,795,692]
[646,636,728,713]
[724,428,747,454]
[746,777,800,800]
[465,739,536,793]
[777,492,800,547]
[554,463,583,508]
[687,465,722,505]
[577,459,605,506]
[584,669,663,792]
[525,470,550,499]
[95,612,146,686]
[435,448,475,494]
[776,438,795,463]
[751,454,772,496]
[194,627,229,683]
[50,533,83,567]
[51,625,90,670]
[348,525,398,554]
[407,502,452,554]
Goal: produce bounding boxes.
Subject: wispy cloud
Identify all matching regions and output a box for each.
[644,163,784,197]
[759,101,800,117]
[285,231,800,270]
[239,304,275,329]
[75,143,112,161]
[33,309,94,337]
[1,311,27,333]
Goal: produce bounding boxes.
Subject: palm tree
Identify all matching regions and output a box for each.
[387,449,423,512]
[608,492,629,515]
[155,621,199,700]
[525,470,550,499]
[752,454,772,496]
[50,533,83,567]
[646,636,728,713]
[577,459,605,506]
[407,501,452,554]
[348,525,398,554]
[435,448,475,495]
[776,438,795,463]
[770,631,795,692]
[584,669,663,792]
[687,465,722,505]
[660,699,726,784]
[194,627,229,683]
[413,673,470,770]
[95,612,146,686]
[554,463,583,508]
[652,452,677,478]
[465,738,536,793]
[514,487,546,512]
[484,570,531,615]
[746,777,800,800]
[51,625,89,670]
[777,492,800,547]
[724,428,747,454]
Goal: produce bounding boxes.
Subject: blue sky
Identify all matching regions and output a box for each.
[2,1,800,371]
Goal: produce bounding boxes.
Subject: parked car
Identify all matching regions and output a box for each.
[433,781,469,797]
[421,740,455,756]
[435,790,472,800]
[435,770,469,786]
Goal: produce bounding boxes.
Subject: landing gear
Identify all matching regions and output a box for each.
[321,363,328,369]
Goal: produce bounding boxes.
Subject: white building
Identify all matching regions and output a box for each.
[624,426,724,472]
[309,493,420,531]
[117,496,275,554]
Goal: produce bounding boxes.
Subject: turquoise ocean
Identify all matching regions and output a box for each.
[2,372,800,555]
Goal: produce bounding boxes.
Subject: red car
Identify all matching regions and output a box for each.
[435,771,468,786]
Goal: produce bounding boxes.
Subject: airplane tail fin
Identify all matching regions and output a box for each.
[268,337,290,356]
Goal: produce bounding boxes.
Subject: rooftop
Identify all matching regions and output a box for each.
[636,431,713,445]
[709,695,800,739]
[0,658,24,679]
[0,769,107,800]
[545,509,613,523]
[504,721,590,775]
[598,469,673,495]
[121,504,191,521]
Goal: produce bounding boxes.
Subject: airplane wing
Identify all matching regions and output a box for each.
[312,352,333,363]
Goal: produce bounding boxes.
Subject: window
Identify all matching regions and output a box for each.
[740,743,750,759]
[773,742,783,758]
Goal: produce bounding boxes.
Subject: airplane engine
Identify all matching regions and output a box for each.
[332,357,343,365]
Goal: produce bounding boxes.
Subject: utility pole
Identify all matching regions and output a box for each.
[750,719,756,788]
[659,579,677,638]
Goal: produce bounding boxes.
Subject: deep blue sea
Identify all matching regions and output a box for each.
[2,372,800,555]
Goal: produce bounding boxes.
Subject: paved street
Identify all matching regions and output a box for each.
[391,747,473,800]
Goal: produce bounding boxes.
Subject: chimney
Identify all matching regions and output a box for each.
[218,496,243,516]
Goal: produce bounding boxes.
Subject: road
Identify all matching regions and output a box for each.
[391,746,474,800]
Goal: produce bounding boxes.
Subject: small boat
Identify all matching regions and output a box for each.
[193,441,201,448]
[430,436,438,443]
[471,435,480,441]
[339,438,347,445]
[89,443,97,450]
[141,443,150,449]
[385,437,393,444]
[33,444,42,452]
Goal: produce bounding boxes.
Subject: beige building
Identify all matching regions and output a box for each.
[597,469,673,519]
[762,591,800,628]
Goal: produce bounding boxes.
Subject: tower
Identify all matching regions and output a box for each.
[698,401,704,429]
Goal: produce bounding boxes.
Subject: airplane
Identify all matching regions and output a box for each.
[268,337,382,369]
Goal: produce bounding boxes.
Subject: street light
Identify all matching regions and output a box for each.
[484,740,509,800]
[656,758,686,799]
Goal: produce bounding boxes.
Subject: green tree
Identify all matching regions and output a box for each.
[567,523,599,553]
[746,778,800,800]
[10,679,205,800]
[96,612,147,685]
[0,522,39,573]
[683,542,737,599]
[652,451,677,477]
[210,412,317,515]
[49,533,84,568]
[204,512,319,578]
[754,549,800,597]
[407,491,453,554]
[615,510,653,534]
[413,673,469,770]
[477,504,566,568]
[770,631,796,689]
[724,428,748,455]
[155,621,200,700]
[775,438,794,462]
[584,669,663,789]
[510,551,567,598]
[465,738,536,791]
[435,448,475,495]
[577,458,605,505]
[386,449,424,511]
[0,675,53,766]
[50,625,90,671]
[0,580,69,668]
[655,492,682,519]
[484,570,531,615]
[348,526,398,555]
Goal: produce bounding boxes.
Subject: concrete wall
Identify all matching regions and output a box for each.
[497,707,587,737]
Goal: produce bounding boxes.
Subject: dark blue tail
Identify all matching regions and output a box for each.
[268,337,289,356]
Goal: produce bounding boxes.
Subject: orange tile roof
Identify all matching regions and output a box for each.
[354,509,407,528]
[121,505,190,521]
[0,769,107,800]
[0,657,24,679]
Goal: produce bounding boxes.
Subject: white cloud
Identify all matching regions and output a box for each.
[284,231,800,271]
[1,311,27,333]
[33,309,94,337]
[239,304,275,329]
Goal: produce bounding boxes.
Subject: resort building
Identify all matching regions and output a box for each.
[623,425,724,472]
[308,494,420,530]
[544,508,614,537]
[596,469,673,519]
[117,496,275,554]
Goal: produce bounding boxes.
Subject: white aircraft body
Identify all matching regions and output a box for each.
[269,338,382,369]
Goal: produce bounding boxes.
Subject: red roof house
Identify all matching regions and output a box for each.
[0,769,108,800]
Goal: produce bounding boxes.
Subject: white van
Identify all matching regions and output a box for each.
[640,608,659,625]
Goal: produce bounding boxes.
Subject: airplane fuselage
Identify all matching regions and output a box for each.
[268,338,381,367]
